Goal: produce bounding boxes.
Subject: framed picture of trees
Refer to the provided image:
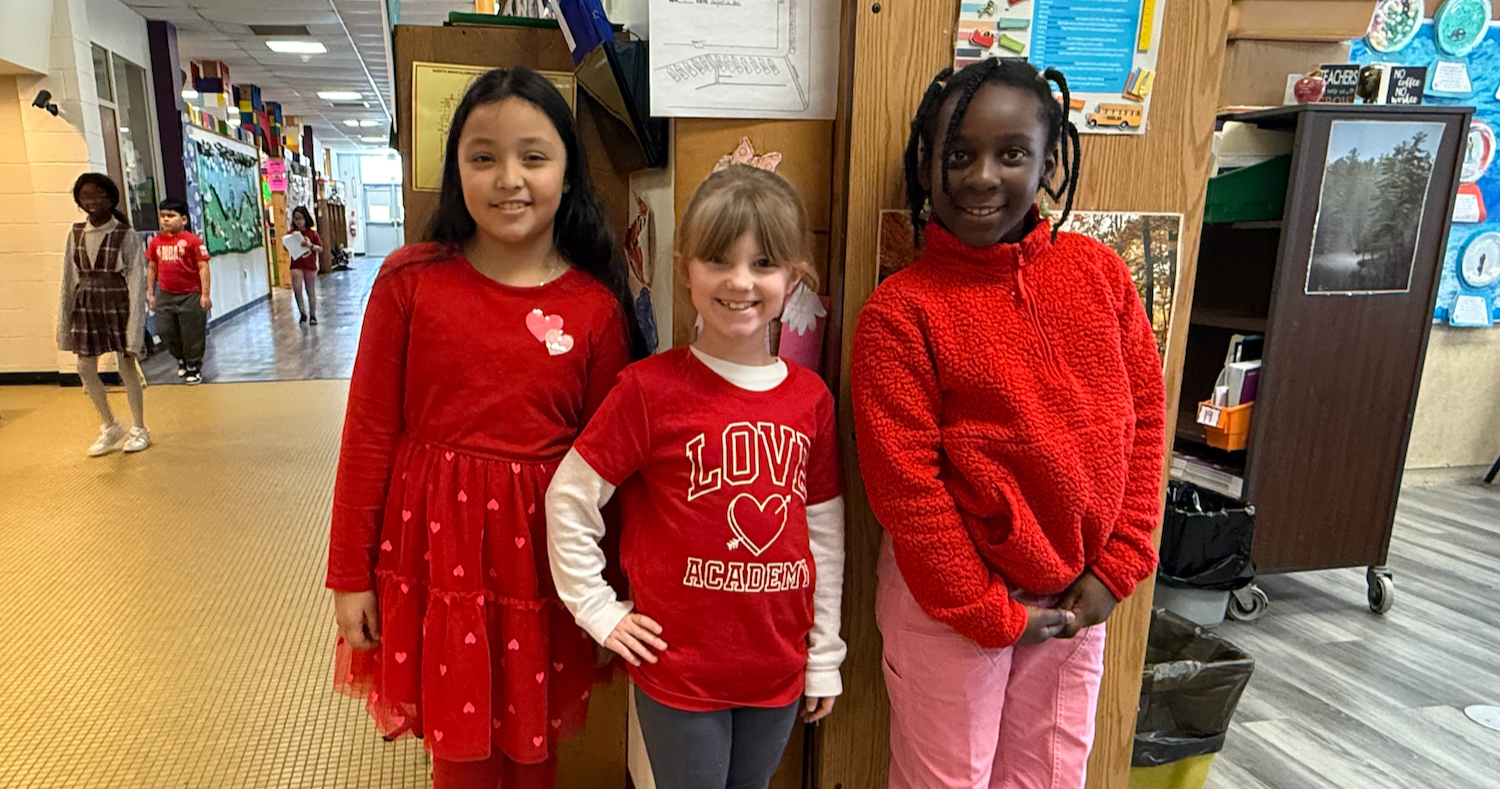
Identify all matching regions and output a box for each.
[1306,119,1445,294]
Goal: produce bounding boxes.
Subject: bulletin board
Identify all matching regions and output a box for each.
[953,0,1167,135]
[1351,18,1500,327]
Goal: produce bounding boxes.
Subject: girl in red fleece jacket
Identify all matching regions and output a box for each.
[850,59,1167,789]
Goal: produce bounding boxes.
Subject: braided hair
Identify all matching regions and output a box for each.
[903,58,1081,243]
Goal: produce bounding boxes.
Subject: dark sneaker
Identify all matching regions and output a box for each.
[184,369,203,385]
[176,362,188,378]
[309,315,318,325]
[299,313,308,323]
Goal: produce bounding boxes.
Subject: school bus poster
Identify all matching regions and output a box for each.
[411,62,577,191]
[951,0,1165,136]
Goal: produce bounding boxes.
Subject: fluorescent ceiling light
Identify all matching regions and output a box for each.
[181,89,198,99]
[343,119,360,127]
[318,90,362,101]
[266,40,326,54]
[360,120,381,127]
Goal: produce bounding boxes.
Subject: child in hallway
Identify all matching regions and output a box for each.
[327,67,642,789]
[57,173,151,456]
[546,165,846,789]
[288,205,323,324]
[850,59,1167,789]
[147,198,211,384]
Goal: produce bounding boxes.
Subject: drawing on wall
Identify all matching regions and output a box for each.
[1306,120,1441,295]
[1061,211,1182,357]
[649,0,840,119]
[953,0,1167,136]
[194,138,262,256]
[876,208,1181,357]
[411,62,576,191]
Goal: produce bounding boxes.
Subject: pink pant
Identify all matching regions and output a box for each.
[876,538,1106,789]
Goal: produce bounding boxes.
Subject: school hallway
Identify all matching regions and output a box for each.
[140,258,381,386]
[0,363,1496,787]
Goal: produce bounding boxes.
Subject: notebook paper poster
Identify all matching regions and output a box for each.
[954,0,1166,135]
[649,0,841,119]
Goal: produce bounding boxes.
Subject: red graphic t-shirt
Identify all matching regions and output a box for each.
[148,231,210,294]
[573,348,842,711]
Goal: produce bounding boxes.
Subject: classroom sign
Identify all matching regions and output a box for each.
[953,0,1166,135]
[1351,16,1500,326]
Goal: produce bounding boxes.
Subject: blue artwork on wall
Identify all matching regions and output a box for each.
[1352,20,1500,326]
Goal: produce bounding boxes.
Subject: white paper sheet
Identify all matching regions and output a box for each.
[648,0,840,119]
[282,231,310,259]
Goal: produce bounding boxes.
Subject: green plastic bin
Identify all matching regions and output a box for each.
[1203,155,1291,224]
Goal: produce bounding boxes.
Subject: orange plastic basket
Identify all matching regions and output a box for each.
[1197,400,1253,452]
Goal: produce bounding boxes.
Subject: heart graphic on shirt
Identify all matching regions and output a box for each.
[551,718,562,729]
[434,730,444,742]
[394,652,407,664]
[445,451,455,461]
[465,632,477,645]
[511,463,522,473]
[453,565,465,577]
[543,328,574,356]
[507,639,520,651]
[532,735,545,747]
[553,662,563,672]
[526,309,564,341]
[535,672,546,684]
[527,503,535,514]
[429,521,442,534]
[726,493,790,557]
[401,510,412,522]
[392,715,405,727]
[463,702,475,714]
[400,583,409,594]
[439,664,447,676]
[515,537,527,549]
[582,690,590,700]
[493,718,502,729]
[381,540,393,552]
[371,691,379,702]
[345,672,354,683]
[487,499,500,511]
[457,490,467,503]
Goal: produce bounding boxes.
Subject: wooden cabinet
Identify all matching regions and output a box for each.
[1176,105,1470,577]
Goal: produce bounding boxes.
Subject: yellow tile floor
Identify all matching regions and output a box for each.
[0,381,430,788]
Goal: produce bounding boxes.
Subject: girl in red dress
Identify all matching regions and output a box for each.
[327,67,641,788]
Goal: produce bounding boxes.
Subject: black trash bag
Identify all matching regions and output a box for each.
[1133,608,1256,767]
[1158,481,1254,591]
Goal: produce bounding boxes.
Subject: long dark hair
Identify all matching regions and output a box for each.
[425,66,645,358]
[292,205,315,231]
[904,58,1081,243]
[72,173,130,227]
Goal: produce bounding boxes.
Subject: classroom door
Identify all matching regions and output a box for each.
[363,184,403,257]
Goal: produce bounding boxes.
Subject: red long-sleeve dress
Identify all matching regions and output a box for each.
[327,243,631,763]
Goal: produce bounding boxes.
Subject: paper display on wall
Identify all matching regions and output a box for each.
[411,62,576,191]
[953,0,1166,136]
[648,0,841,119]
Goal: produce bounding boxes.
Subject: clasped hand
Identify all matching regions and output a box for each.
[1020,570,1117,644]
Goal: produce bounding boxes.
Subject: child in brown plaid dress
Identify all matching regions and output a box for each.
[56,173,150,456]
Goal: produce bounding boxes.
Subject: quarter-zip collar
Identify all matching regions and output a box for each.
[921,210,1062,375]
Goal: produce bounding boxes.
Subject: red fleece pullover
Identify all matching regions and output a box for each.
[851,217,1166,649]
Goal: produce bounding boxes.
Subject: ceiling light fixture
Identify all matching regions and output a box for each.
[360,120,381,127]
[181,89,199,100]
[318,90,362,101]
[266,40,327,54]
[343,119,360,127]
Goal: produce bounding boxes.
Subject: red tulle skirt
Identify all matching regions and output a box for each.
[334,436,595,763]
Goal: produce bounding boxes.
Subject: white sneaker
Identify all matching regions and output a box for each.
[88,423,126,457]
[122,426,151,453]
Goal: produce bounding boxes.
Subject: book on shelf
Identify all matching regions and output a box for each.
[1170,452,1244,500]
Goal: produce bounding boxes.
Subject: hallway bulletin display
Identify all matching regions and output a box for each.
[648,0,841,119]
[953,0,1166,136]
[410,62,576,191]
[191,134,263,256]
[1352,17,1500,325]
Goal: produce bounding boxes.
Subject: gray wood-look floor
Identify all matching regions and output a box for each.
[142,257,379,385]
[1200,482,1500,789]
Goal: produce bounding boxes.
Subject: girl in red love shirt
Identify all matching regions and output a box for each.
[851,59,1167,789]
[547,165,846,789]
[326,67,643,789]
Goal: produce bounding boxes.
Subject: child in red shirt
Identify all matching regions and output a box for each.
[287,205,323,324]
[851,59,1166,788]
[326,67,641,789]
[146,198,211,383]
[547,165,846,789]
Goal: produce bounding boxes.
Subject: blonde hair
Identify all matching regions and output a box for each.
[675,165,818,290]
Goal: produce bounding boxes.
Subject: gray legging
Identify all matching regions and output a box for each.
[633,686,800,789]
[290,269,317,319]
[77,353,144,429]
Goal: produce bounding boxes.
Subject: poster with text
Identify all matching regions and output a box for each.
[1352,20,1500,325]
[953,0,1165,135]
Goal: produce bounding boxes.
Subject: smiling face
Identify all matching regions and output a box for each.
[921,82,1057,247]
[687,231,795,361]
[76,182,114,224]
[456,97,566,249]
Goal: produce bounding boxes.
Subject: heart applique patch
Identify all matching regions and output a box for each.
[727,493,790,557]
[526,309,574,356]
